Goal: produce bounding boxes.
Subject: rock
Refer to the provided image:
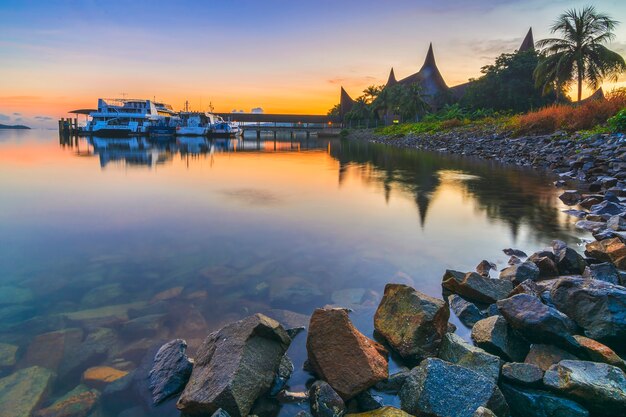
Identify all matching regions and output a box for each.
[80,283,126,307]
[0,366,56,417]
[549,277,626,347]
[120,314,165,339]
[607,215,626,231]
[575,220,606,233]
[442,270,513,304]
[528,255,559,278]
[508,255,522,265]
[211,409,231,417]
[585,238,626,269]
[276,390,308,403]
[354,389,384,412]
[499,261,540,286]
[373,370,411,393]
[34,384,100,417]
[399,358,508,417]
[524,344,578,371]
[590,200,626,216]
[501,362,544,388]
[438,332,502,382]
[58,327,118,381]
[346,407,412,417]
[476,260,496,277]
[307,308,388,399]
[504,248,528,258]
[496,294,578,349]
[500,383,589,417]
[448,294,486,328]
[552,242,587,275]
[21,328,84,372]
[101,371,136,414]
[0,343,17,368]
[374,284,448,361]
[473,407,497,417]
[82,366,128,390]
[295,412,314,417]
[270,354,294,396]
[589,262,620,284]
[331,288,366,306]
[269,276,323,307]
[309,380,346,417]
[177,314,291,417]
[471,316,529,362]
[544,360,626,416]
[573,335,626,371]
[62,302,146,329]
[559,190,582,205]
[148,339,193,405]
[151,286,184,302]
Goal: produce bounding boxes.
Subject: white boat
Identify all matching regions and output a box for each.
[210,115,242,137]
[176,112,211,136]
[86,98,178,136]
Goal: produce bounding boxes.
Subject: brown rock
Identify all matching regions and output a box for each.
[374,284,449,361]
[524,344,578,371]
[151,286,184,302]
[21,328,84,372]
[307,308,388,399]
[442,270,513,304]
[573,335,626,371]
[82,366,128,390]
[35,384,100,417]
[585,238,626,269]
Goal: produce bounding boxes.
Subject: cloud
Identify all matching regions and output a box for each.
[13,112,21,116]
[0,114,10,121]
[34,116,53,121]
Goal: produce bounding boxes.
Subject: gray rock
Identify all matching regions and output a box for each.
[176,314,291,417]
[438,332,502,382]
[504,248,528,258]
[607,215,626,231]
[552,242,587,275]
[269,355,294,396]
[501,362,544,388]
[549,277,626,348]
[149,339,193,405]
[471,316,529,362]
[589,262,620,284]
[399,358,509,417]
[500,383,588,417]
[448,294,486,328]
[499,261,540,286]
[373,370,411,393]
[559,190,582,206]
[544,360,626,416]
[497,294,579,350]
[354,389,384,412]
[590,200,626,216]
[442,270,513,304]
[309,380,346,417]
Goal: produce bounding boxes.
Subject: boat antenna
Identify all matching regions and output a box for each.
[208,101,214,112]
[184,100,189,112]
[120,92,127,99]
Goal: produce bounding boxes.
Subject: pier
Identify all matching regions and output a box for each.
[215,113,341,138]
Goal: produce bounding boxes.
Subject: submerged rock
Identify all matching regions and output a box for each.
[309,380,346,417]
[34,384,100,417]
[176,314,291,417]
[500,383,588,417]
[496,294,579,349]
[438,332,502,382]
[442,270,513,304]
[471,316,529,362]
[21,328,84,372]
[374,284,448,361]
[0,366,55,417]
[399,358,508,417]
[307,308,388,399]
[549,277,626,347]
[0,343,17,368]
[82,366,128,390]
[543,360,626,416]
[149,339,193,405]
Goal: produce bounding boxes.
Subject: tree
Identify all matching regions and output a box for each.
[535,6,626,102]
[362,85,384,104]
[461,50,559,112]
[327,103,340,118]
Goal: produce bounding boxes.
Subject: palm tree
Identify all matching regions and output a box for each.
[535,6,626,102]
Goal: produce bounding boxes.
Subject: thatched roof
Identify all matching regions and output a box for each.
[519,28,534,52]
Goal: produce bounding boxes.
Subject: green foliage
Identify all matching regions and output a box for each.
[535,6,626,102]
[339,129,349,138]
[344,83,429,122]
[607,108,626,132]
[461,50,558,112]
[327,103,340,118]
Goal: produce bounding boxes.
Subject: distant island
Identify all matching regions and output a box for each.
[0,123,30,129]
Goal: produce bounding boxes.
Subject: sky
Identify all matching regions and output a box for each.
[1,0,625,128]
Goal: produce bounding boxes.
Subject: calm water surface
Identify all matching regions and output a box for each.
[0,129,586,416]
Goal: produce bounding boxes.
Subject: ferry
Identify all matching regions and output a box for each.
[85,98,178,136]
[210,117,242,137]
[176,112,211,136]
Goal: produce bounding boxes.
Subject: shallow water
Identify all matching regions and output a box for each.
[0,129,586,416]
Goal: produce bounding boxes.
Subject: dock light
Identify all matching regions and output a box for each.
[393,119,399,124]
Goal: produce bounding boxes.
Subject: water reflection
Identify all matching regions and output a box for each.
[0,130,585,417]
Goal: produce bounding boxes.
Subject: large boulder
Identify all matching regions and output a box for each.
[524,344,578,371]
[438,332,502,382]
[176,314,291,417]
[549,277,626,348]
[543,360,626,416]
[496,294,579,350]
[399,358,509,417]
[500,383,589,417]
[585,238,626,269]
[0,366,56,417]
[149,339,193,404]
[309,380,346,417]
[499,261,540,286]
[471,316,529,362]
[374,284,449,361]
[442,270,513,304]
[307,308,388,399]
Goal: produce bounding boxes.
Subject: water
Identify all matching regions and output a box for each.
[0,129,586,415]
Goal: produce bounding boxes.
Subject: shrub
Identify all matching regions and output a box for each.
[511,89,626,135]
[608,108,626,132]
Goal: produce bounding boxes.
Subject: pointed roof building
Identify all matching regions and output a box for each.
[518,27,534,52]
[386,68,397,87]
[398,43,449,97]
[339,87,356,119]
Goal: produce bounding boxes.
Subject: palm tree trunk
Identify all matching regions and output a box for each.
[577,63,583,102]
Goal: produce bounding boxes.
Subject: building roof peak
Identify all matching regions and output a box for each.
[386,68,397,86]
[422,42,436,68]
[519,27,534,52]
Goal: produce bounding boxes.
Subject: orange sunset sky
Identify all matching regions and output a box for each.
[1,0,625,128]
